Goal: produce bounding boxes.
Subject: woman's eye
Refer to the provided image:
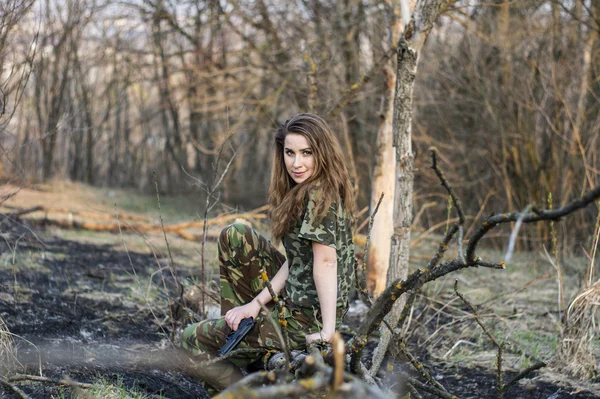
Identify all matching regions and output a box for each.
[303,151,312,155]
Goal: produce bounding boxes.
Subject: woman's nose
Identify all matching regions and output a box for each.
[293,156,301,167]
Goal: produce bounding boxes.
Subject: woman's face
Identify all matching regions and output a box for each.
[283,133,315,184]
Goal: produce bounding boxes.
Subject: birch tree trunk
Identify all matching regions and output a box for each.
[369,0,457,376]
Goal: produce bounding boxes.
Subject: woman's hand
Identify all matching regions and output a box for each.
[224,300,261,331]
[305,331,334,345]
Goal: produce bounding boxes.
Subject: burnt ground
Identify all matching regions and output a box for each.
[0,217,209,398]
[0,217,599,398]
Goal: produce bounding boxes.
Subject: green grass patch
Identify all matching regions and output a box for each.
[58,376,155,399]
[0,250,52,274]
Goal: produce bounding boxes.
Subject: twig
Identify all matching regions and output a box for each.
[153,171,181,341]
[0,378,32,399]
[356,192,384,300]
[426,224,459,271]
[327,46,397,120]
[427,148,468,271]
[115,207,182,346]
[541,245,565,324]
[363,192,385,275]
[213,370,278,398]
[466,184,600,262]
[194,144,238,317]
[396,336,449,395]
[395,289,417,333]
[457,226,465,263]
[401,373,458,399]
[259,267,291,366]
[430,148,465,224]
[406,382,424,399]
[8,374,93,389]
[153,172,176,274]
[332,332,345,391]
[502,361,546,391]
[454,280,504,399]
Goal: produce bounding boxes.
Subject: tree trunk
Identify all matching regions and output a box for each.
[366,0,405,297]
[369,0,456,376]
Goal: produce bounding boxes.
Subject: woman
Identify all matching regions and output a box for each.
[181,113,355,394]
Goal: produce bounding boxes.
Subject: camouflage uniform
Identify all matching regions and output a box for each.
[284,190,355,321]
[181,191,354,394]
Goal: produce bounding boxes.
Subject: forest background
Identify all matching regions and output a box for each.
[1,0,598,255]
[1,0,600,397]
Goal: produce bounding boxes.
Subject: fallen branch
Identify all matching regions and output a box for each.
[0,377,32,399]
[1,204,151,222]
[7,374,93,389]
[1,204,268,243]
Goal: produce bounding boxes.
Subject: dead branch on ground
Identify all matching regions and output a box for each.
[0,204,267,242]
[0,378,31,399]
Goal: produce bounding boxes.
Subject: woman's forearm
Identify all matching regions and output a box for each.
[312,242,338,337]
[314,261,337,335]
[252,260,289,307]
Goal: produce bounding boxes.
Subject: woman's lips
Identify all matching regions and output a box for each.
[293,171,305,177]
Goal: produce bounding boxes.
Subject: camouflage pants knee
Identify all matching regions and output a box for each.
[181,223,320,394]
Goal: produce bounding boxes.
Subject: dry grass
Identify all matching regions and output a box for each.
[553,280,600,379]
[409,240,597,377]
[551,211,600,379]
[0,317,17,376]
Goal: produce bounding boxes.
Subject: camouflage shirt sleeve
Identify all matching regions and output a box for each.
[298,191,338,248]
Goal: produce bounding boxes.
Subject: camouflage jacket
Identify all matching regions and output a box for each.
[282,190,355,319]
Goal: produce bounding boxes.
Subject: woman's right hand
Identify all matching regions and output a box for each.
[224,300,261,331]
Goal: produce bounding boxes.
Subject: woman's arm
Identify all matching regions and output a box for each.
[225,260,289,331]
[306,241,337,344]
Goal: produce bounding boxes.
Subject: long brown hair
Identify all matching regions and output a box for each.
[268,113,355,241]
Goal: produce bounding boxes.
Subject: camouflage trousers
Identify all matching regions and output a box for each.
[180,223,323,394]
